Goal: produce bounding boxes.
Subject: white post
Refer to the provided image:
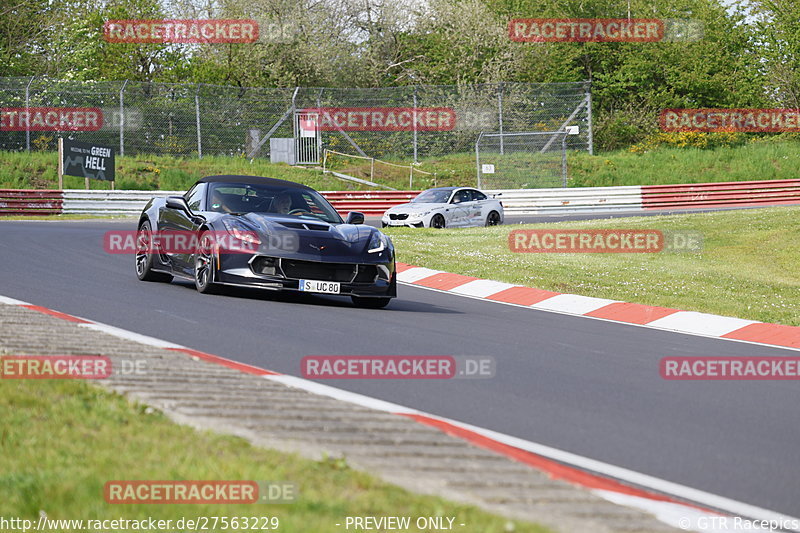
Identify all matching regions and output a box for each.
[412,87,418,163]
[57,137,63,189]
[25,76,33,152]
[195,84,202,158]
[497,83,504,155]
[119,80,128,156]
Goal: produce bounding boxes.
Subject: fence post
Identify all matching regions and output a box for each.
[412,86,418,163]
[561,134,568,187]
[195,84,202,158]
[497,83,504,155]
[475,132,483,188]
[25,76,34,152]
[119,80,128,156]
[586,82,594,155]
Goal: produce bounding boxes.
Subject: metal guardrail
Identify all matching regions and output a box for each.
[62,190,179,215]
[2,180,799,217]
[0,189,63,215]
[485,185,643,214]
[642,179,800,209]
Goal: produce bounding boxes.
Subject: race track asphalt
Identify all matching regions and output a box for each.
[1,219,797,516]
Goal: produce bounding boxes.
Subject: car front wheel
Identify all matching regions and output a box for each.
[194,232,220,294]
[430,214,446,229]
[135,220,173,283]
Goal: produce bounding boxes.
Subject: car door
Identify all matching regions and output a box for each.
[467,189,489,226]
[158,183,205,275]
[448,189,472,227]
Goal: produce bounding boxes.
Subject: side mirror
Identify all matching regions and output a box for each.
[166,196,190,213]
[166,196,204,224]
[345,211,365,225]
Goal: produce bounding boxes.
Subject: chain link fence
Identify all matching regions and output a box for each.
[0,77,592,163]
[476,131,569,189]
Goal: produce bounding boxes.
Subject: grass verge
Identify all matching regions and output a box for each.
[384,206,800,326]
[0,378,549,533]
[2,140,800,191]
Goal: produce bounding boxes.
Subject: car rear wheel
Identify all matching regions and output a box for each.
[194,232,220,294]
[135,221,173,282]
[486,211,501,226]
[430,214,446,229]
[351,296,391,309]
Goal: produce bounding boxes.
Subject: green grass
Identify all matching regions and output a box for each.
[384,206,800,326]
[567,141,800,187]
[2,140,800,192]
[335,140,800,189]
[0,378,549,533]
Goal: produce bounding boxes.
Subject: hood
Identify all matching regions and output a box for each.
[388,202,445,213]
[225,213,384,259]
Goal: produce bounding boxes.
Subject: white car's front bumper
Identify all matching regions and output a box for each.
[382,214,428,228]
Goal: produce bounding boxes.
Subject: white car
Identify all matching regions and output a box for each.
[382,187,504,228]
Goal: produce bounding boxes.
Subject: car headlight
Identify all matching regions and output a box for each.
[411,211,430,218]
[367,231,388,253]
[222,219,262,245]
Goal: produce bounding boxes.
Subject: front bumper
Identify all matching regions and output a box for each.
[215,253,397,298]
[382,215,426,228]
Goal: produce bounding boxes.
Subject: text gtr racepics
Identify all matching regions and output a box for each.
[135,175,396,308]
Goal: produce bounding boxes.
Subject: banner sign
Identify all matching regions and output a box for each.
[61,139,115,181]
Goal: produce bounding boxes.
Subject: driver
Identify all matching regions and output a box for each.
[272,192,292,214]
[211,189,234,213]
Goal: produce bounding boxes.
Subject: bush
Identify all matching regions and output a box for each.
[629,131,748,153]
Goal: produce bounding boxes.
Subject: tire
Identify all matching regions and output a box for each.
[351,296,392,309]
[430,214,446,229]
[194,231,220,294]
[135,221,173,282]
[486,211,501,226]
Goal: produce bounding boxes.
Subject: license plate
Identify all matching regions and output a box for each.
[299,279,340,294]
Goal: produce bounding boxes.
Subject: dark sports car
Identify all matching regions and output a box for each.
[135,175,396,308]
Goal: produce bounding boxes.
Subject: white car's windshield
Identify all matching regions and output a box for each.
[412,189,452,204]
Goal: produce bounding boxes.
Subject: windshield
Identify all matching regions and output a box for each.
[412,189,452,204]
[206,182,342,224]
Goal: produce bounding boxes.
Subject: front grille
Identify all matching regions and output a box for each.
[281,259,356,282]
[389,213,408,220]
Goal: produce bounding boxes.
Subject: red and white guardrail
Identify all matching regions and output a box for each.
[1,179,800,216]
